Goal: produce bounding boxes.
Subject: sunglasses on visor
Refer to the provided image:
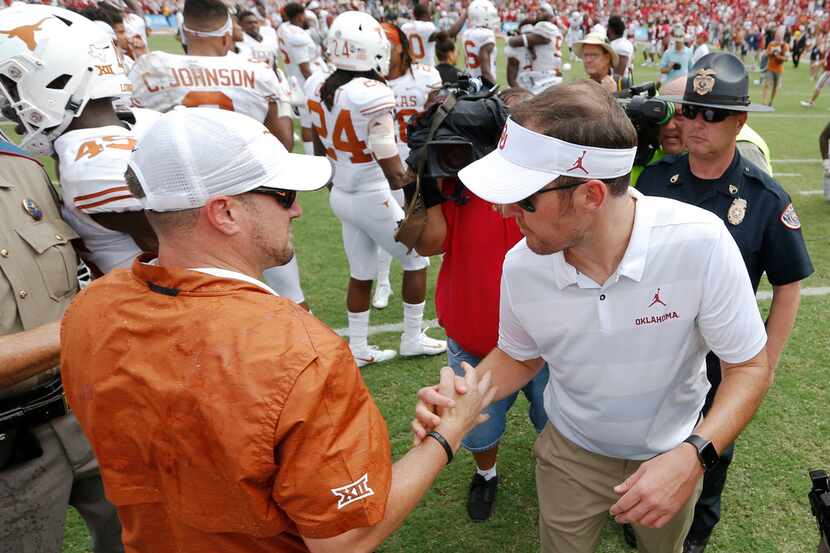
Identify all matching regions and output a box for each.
[517,179,588,213]
[249,187,297,209]
[680,104,739,123]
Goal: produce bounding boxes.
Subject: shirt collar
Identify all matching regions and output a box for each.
[551,187,654,289]
[138,256,279,296]
[190,267,279,296]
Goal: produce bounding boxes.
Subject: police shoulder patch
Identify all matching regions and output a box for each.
[780,203,801,230]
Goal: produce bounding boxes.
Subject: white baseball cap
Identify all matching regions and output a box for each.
[129,109,332,212]
[458,117,636,204]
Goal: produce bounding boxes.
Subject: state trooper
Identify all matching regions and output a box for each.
[0,138,123,553]
[638,52,814,553]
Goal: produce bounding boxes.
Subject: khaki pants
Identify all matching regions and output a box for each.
[534,423,702,553]
[0,413,123,553]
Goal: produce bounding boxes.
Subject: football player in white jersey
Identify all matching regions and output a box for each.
[131,0,311,307]
[504,20,535,88]
[237,9,279,69]
[401,3,466,67]
[506,18,564,94]
[252,0,279,49]
[278,2,326,156]
[370,22,442,309]
[461,0,499,87]
[305,11,446,367]
[0,4,159,275]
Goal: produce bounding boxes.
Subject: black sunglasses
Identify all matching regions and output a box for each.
[517,179,587,213]
[680,104,738,123]
[249,187,297,209]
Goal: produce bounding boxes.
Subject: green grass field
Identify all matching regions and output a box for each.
[59,34,830,552]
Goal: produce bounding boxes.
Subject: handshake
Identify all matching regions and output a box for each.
[411,363,497,451]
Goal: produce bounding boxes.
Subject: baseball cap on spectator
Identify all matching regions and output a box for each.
[129,109,332,212]
[458,117,636,204]
[572,32,619,66]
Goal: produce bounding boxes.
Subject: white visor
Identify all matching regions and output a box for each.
[181,14,232,38]
[458,117,637,204]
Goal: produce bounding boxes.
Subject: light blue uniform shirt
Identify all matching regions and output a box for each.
[660,46,693,82]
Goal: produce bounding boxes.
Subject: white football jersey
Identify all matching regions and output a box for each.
[401,20,438,66]
[129,51,286,124]
[388,64,442,160]
[305,77,396,193]
[277,22,319,89]
[461,27,497,80]
[239,32,278,69]
[530,22,563,74]
[53,108,161,274]
[504,44,534,82]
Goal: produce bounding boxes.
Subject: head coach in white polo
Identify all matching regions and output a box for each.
[412,80,771,553]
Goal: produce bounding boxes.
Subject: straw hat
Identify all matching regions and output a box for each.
[572,32,619,66]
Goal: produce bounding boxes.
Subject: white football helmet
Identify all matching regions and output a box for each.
[468,0,499,30]
[0,4,130,155]
[326,11,390,76]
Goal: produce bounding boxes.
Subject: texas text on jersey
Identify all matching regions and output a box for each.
[387,63,442,160]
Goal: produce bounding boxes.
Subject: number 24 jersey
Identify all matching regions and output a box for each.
[305,76,396,193]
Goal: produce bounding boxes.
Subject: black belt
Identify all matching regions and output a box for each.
[0,376,69,432]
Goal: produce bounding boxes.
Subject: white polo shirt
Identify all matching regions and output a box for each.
[498,189,766,460]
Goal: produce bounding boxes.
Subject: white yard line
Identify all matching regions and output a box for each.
[772,159,821,163]
[774,172,803,177]
[335,288,830,336]
[798,190,826,195]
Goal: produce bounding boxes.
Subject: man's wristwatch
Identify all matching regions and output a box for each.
[683,434,719,471]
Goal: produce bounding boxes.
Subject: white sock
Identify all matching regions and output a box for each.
[303,141,314,156]
[402,301,425,342]
[477,464,497,481]
[348,310,370,350]
[376,247,392,289]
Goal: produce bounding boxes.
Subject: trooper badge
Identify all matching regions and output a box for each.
[693,69,717,96]
[727,198,747,225]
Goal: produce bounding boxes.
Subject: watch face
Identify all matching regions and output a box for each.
[699,441,719,470]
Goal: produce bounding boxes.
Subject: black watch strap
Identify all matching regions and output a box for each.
[683,434,719,471]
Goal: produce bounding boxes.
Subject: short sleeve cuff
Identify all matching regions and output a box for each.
[497,338,541,362]
[712,332,767,365]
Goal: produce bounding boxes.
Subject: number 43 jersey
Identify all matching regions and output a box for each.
[305,76,396,193]
[53,108,161,274]
[129,51,287,123]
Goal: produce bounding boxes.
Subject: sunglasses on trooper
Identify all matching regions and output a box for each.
[680,104,739,123]
[249,187,297,209]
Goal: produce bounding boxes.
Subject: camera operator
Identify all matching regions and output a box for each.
[413,80,773,553]
[637,53,813,553]
[408,86,549,523]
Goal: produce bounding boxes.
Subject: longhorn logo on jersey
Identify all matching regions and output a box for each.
[0,17,50,51]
